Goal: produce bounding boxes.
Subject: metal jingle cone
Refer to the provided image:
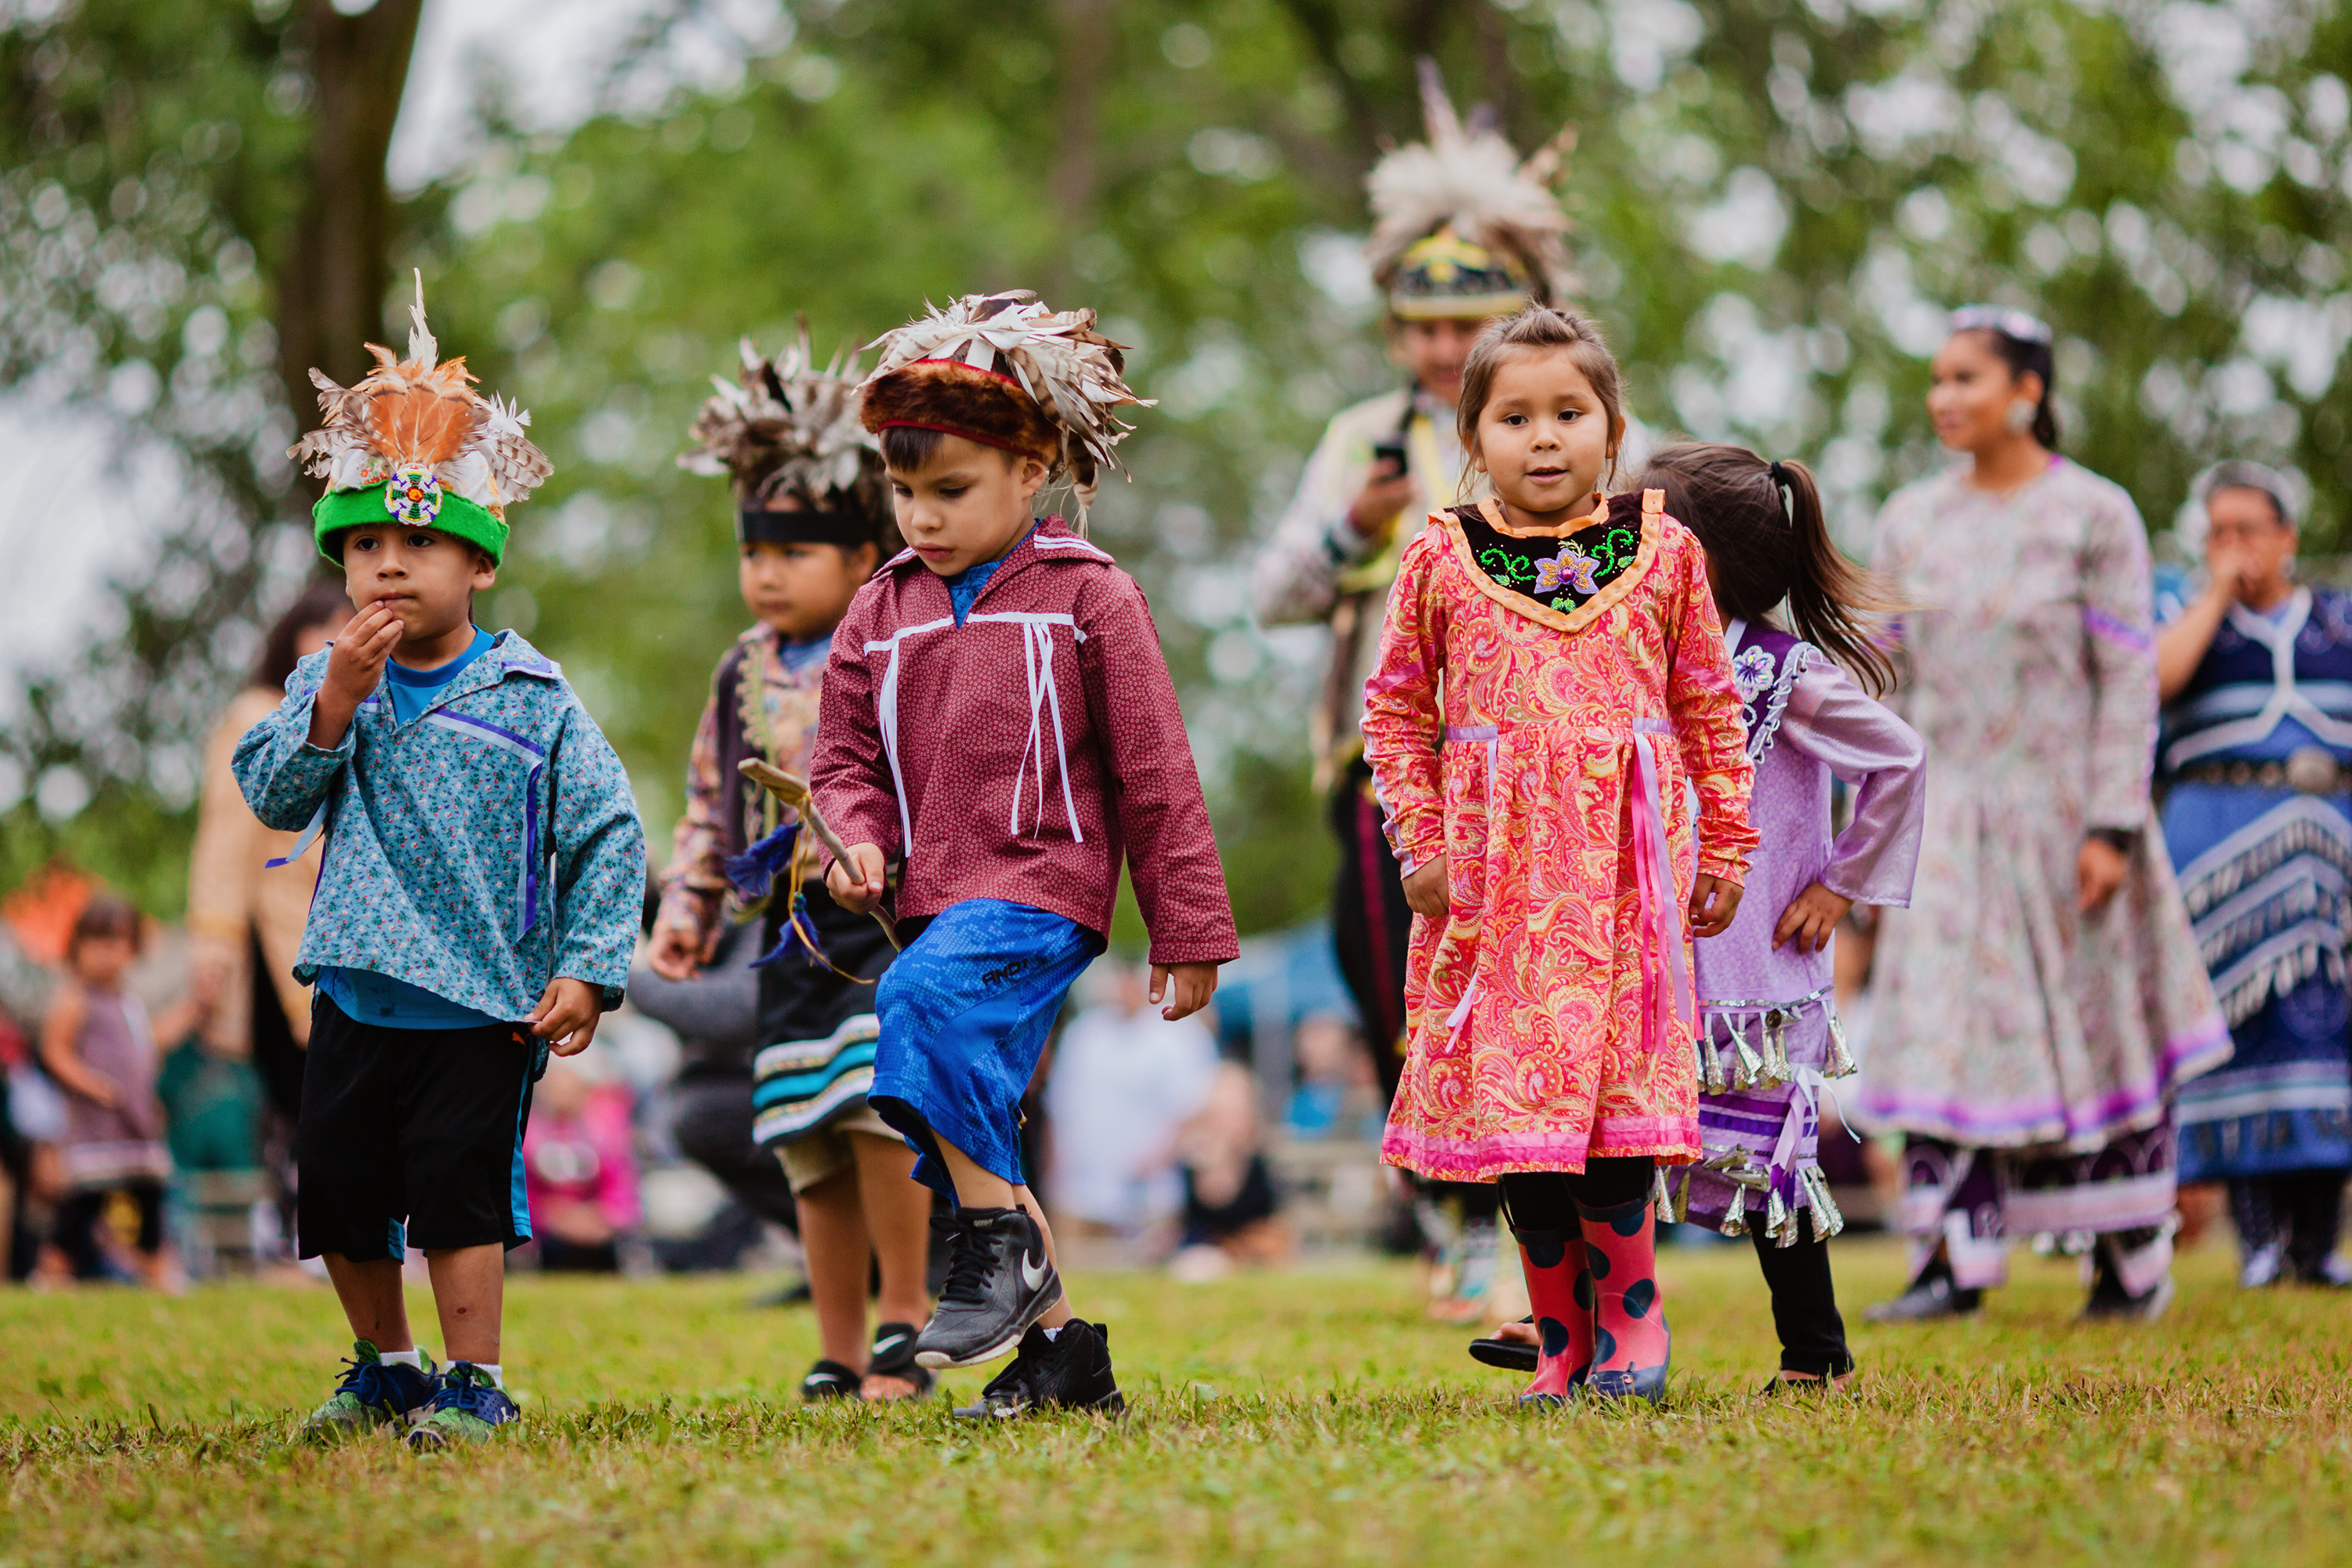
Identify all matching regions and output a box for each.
[1762,1011,1791,1087]
[1652,1166,1675,1226]
[1826,1012,1857,1078]
[1701,1030,1728,1096]
[1717,1185,1748,1238]
[1804,1167,1846,1240]
[1729,1020,1764,1091]
[1765,1183,1793,1247]
[1672,1165,1694,1224]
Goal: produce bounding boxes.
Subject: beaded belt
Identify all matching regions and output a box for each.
[2173,746,2346,794]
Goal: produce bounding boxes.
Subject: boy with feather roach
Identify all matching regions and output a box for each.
[236,275,646,1450]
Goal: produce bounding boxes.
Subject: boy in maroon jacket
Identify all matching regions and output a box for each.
[815,293,1239,1417]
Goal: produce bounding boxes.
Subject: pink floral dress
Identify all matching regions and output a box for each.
[1363,493,1757,1180]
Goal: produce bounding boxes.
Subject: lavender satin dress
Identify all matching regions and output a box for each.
[1679,621,1925,1242]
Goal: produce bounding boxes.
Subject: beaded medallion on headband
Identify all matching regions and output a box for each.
[289,270,551,566]
[1364,61,1579,320]
[678,329,888,548]
[858,291,1148,530]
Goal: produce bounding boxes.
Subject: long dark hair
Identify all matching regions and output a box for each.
[1961,325,2060,451]
[254,578,354,691]
[1635,442,1900,696]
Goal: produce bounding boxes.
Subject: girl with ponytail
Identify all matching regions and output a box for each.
[1634,441,1926,1389]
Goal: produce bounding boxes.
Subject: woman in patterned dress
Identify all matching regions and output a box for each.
[2154,461,2352,1287]
[1857,308,2227,1322]
[1363,308,1756,1403]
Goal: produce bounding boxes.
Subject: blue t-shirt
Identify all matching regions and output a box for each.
[317,966,504,1030]
[779,633,832,676]
[320,626,503,1029]
[383,626,495,727]
[945,528,1035,625]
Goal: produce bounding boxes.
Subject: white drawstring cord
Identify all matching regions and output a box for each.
[1009,620,1083,843]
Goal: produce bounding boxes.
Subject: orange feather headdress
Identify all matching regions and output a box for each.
[290,271,550,563]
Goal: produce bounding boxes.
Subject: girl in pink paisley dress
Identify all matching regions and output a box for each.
[1362,308,1756,1404]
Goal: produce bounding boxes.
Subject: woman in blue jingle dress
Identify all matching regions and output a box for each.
[2156,461,2352,1288]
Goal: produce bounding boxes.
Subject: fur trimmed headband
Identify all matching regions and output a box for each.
[861,292,1148,525]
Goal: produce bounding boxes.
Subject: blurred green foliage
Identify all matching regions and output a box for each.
[5,0,2351,937]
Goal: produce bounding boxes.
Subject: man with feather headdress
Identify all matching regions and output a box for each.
[235,274,647,1449]
[1250,66,1577,1321]
[642,333,937,1403]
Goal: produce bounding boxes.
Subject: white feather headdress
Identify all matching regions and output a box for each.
[1363,62,1577,307]
[861,292,1149,524]
[680,328,880,510]
[289,270,551,520]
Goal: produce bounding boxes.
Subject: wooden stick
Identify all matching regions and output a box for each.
[735,759,899,948]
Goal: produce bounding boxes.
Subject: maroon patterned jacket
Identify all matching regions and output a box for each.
[811,520,1240,967]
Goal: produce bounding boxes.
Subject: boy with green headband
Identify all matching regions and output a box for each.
[235,275,646,1450]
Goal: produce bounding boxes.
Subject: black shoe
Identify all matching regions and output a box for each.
[1468,1316,1541,1374]
[800,1359,859,1400]
[951,1319,1124,1419]
[863,1320,935,1399]
[1864,1258,1982,1323]
[914,1207,1062,1370]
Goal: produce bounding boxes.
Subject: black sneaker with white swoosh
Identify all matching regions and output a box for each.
[913,1207,1064,1370]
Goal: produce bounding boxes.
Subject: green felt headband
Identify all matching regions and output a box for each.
[313,483,509,566]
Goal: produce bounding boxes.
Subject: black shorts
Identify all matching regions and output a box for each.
[297,994,539,1261]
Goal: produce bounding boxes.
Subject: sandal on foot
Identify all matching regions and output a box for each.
[1468,1316,1540,1373]
[800,1359,860,1401]
[861,1321,935,1401]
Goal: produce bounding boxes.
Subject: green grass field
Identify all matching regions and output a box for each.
[3,1236,2347,1567]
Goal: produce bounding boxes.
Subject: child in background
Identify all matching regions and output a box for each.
[523,1056,641,1273]
[818,292,1239,1417]
[39,897,207,1289]
[238,278,645,1450]
[1362,306,1756,1406]
[652,336,935,1403]
[1640,443,1922,1389]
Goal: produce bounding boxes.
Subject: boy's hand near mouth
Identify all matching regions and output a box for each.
[307,599,403,750]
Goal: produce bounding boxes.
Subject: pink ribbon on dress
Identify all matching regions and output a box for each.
[1630,720,1693,1054]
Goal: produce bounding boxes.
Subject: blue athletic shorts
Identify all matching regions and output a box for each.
[869,898,1103,1197]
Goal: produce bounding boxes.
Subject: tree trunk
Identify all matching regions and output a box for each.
[273,0,427,470]
[1045,0,1115,296]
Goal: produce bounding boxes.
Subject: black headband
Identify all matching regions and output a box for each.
[737,509,875,547]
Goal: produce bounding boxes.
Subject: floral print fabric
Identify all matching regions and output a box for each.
[233,633,647,1022]
[1362,495,1757,1180]
[1855,459,2228,1152]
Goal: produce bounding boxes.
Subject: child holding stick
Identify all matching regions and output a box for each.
[815,292,1239,1417]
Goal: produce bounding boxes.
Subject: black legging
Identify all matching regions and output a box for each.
[1748,1225,1853,1378]
[1504,1160,1851,1376]
[1497,1159,1655,1228]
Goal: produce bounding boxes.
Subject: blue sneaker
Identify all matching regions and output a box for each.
[407,1361,520,1451]
[303,1341,439,1440]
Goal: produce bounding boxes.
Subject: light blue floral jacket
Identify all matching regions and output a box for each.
[233,630,646,1021]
